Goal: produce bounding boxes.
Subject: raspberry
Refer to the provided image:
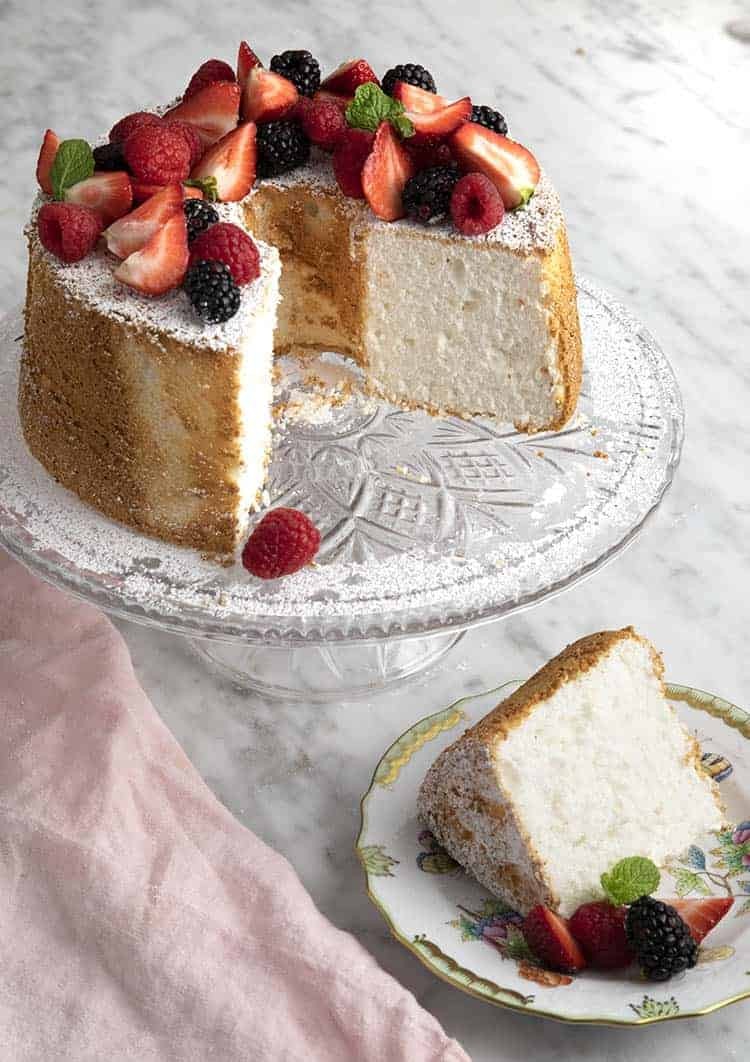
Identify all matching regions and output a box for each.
[109,110,162,144]
[450,172,505,235]
[124,125,191,185]
[188,222,260,285]
[37,202,102,263]
[332,129,375,198]
[164,120,203,168]
[301,99,347,151]
[568,902,633,970]
[242,508,321,579]
[184,59,236,100]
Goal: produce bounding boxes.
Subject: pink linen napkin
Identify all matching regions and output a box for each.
[0,549,469,1062]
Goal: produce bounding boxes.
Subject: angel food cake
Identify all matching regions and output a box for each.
[21,43,582,558]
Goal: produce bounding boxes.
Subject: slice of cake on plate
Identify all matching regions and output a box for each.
[418,627,725,916]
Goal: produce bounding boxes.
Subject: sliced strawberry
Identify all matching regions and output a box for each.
[164,82,241,148]
[103,183,184,259]
[392,82,471,142]
[114,211,189,296]
[361,122,414,221]
[450,124,540,210]
[668,898,734,944]
[320,58,379,96]
[131,181,203,204]
[392,81,448,115]
[522,906,587,974]
[182,184,204,200]
[313,88,352,112]
[332,129,375,198]
[190,122,256,202]
[237,40,263,89]
[36,129,60,195]
[64,172,132,225]
[241,67,298,123]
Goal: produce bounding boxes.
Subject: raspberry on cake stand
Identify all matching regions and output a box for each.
[0,279,683,701]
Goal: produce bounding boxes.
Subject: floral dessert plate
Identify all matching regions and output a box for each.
[357,683,750,1025]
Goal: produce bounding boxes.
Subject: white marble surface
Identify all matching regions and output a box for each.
[3,0,750,1057]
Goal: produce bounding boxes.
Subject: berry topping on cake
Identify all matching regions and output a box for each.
[183,197,219,243]
[625,896,698,981]
[237,40,263,89]
[92,141,127,172]
[109,111,162,145]
[36,129,60,195]
[164,120,204,169]
[63,171,133,226]
[241,508,321,579]
[361,121,415,221]
[256,120,310,178]
[404,137,453,172]
[450,124,540,210]
[190,121,257,201]
[668,897,734,943]
[124,125,191,186]
[470,104,508,136]
[164,81,241,147]
[184,259,241,323]
[300,98,347,151]
[392,82,472,141]
[114,210,189,296]
[382,63,436,97]
[130,181,202,204]
[37,202,103,263]
[568,902,633,970]
[320,58,379,96]
[103,183,183,259]
[522,906,587,975]
[241,67,299,124]
[402,164,460,223]
[332,128,374,198]
[450,172,504,235]
[184,58,236,100]
[188,221,260,285]
[269,49,321,98]
[313,88,352,111]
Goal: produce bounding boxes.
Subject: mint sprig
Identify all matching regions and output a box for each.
[601,856,660,906]
[345,83,414,138]
[50,139,94,200]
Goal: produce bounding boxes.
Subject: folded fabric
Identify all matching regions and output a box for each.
[0,549,469,1062]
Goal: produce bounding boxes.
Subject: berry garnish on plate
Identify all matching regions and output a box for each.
[124,125,192,186]
[241,508,321,579]
[382,62,436,97]
[269,49,321,97]
[470,105,508,136]
[190,121,257,202]
[184,259,241,322]
[237,40,263,89]
[625,896,698,981]
[568,902,633,969]
[183,197,219,243]
[522,906,587,975]
[103,183,184,259]
[164,81,241,147]
[37,202,102,263]
[391,82,471,142]
[300,98,347,151]
[184,58,236,101]
[241,67,299,124]
[361,121,415,221]
[109,111,162,145]
[114,210,189,296]
[256,120,310,178]
[64,171,133,226]
[402,165,460,223]
[188,222,260,285]
[450,123,540,210]
[450,172,504,235]
[320,58,379,96]
[36,129,60,194]
[332,129,375,198]
[667,897,734,944]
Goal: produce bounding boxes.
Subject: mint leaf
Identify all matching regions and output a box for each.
[346,83,414,138]
[601,856,660,905]
[184,177,218,202]
[51,139,94,201]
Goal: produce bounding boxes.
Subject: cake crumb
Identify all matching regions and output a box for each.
[593,450,609,460]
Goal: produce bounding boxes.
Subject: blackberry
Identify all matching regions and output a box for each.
[270,49,321,97]
[382,63,436,97]
[184,198,219,243]
[184,260,241,323]
[470,105,508,137]
[402,165,460,223]
[625,897,698,981]
[256,121,310,178]
[93,142,127,171]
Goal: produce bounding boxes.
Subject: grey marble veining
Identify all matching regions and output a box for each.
[3,0,750,1057]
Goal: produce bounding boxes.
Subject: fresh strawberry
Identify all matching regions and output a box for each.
[164,82,241,147]
[36,129,60,195]
[237,40,263,89]
[114,211,189,295]
[522,906,587,974]
[332,129,374,198]
[131,180,203,204]
[450,123,540,210]
[190,122,256,202]
[37,202,102,263]
[313,88,352,112]
[182,184,204,199]
[668,898,734,943]
[392,82,471,142]
[241,67,298,124]
[103,183,184,259]
[361,121,414,221]
[320,58,379,96]
[568,902,633,970]
[64,172,132,225]
[184,59,235,101]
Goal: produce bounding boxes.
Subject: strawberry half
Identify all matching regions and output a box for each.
[393,81,472,141]
[131,181,203,204]
[114,211,189,296]
[36,129,60,195]
[668,897,734,943]
[190,122,257,202]
[361,122,414,221]
[450,124,540,210]
[237,40,263,89]
[104,183,184,259]
[164,82,241,147]
[320,58,379,96]
[241,67,298,124]
[522,906,587,974]
[64,172,133,226]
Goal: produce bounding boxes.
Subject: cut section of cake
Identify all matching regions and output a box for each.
[418,628,725,916]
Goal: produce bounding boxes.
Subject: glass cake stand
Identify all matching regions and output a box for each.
[0,279,683,700]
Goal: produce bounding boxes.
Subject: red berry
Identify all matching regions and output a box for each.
[568,902,634,970]
[320,58,379,96]
[668,897,734,943]
[188,222,260,286]
[36,129,60,195]
[450,172,504,235]
[405,137,453,172]
[164,119,204,168]
[242,508,321,579]
[124,125,192,185]
[184,59,236,100]
[301,98,347,151]
[109,110,162,144]
[37,202,103,263]
[522,906,587,974]
[332,129,375,198]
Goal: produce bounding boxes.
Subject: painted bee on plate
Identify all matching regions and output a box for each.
[416,829,461,875]
[700,751,733,783]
